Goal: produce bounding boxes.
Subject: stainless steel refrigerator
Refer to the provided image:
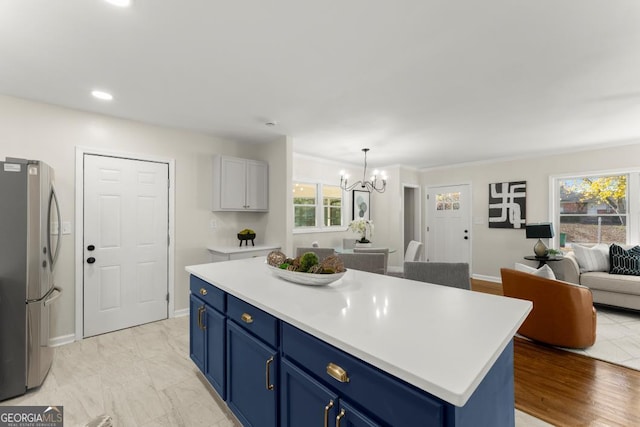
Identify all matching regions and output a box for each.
[0,158,62,401]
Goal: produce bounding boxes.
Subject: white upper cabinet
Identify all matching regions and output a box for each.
[212,155,269,211]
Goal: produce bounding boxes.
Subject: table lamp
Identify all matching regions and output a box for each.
[525,223,554,258]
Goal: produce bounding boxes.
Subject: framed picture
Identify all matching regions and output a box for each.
[488,181,526,229]
[352,190,371,220]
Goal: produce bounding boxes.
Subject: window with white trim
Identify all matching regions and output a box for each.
[293,182,345,231]
[552,172,640,247]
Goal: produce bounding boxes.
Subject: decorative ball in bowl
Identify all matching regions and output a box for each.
[265,251,346,286]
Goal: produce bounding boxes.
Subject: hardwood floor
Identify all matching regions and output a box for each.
[514,337,640,426]
[471,277,640,426]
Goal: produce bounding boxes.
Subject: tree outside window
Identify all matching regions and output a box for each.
[323,185,342,227]
[293,183,317,227]
[293,182,344,230]
[559,174,627,245]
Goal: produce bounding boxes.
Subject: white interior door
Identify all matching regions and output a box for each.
[426,184,471,264]
[83,154,169,337]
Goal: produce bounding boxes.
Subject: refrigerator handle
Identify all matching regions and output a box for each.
[44,287,62,307]
[47,184,62,270]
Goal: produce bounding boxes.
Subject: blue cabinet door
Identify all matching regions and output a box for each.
[226,321,278,427]
[189,294,205,373]
[337,401,380,427]
[281,359,338,427]
[204,305,226,399]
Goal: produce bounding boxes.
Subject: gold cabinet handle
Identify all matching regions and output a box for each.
[197,306,206,330]
[324,400,334,427]
[326,363,350,383]
[265,356,275,391]
[241,313,254,324]
[199,288,208,296]
[336,408,346,427]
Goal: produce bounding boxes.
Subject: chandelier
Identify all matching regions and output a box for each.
[339,148,387,193]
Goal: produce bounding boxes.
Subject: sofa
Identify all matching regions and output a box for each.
[501,268,597,349]
[549,245,640,311]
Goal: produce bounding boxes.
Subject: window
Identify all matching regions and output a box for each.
[293,182,344,231]
[553,173,633,246]
[436,192,461,211]
[323,185,343,226]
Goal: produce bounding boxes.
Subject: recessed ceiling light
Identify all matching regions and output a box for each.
[104,0,131,7]
[91,90,113,101]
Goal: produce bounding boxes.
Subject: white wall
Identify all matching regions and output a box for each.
[0,94,289,341]
[422,143,640,280]
[291,154,420,267]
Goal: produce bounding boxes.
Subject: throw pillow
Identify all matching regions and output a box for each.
[514,263,556,280]
[572,243,609,273]
[609,244,640,276]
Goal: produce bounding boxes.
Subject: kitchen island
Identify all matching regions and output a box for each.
[186,257,531,426]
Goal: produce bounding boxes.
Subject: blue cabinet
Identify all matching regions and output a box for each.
[204,305,225,397]
[189,276,226,399]
[281,358,379,427]
[189,294,206,372]
[188,274,516,427]
[227,321,278,427]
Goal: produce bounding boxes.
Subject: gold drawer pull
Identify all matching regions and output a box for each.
[336,408,346,427]
[265,356,275,391]
[241,313,254,324]
[199,288,208,296]
[324,400,334,427]
[326,363,350,383]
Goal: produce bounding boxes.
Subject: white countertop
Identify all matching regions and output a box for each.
[186,257,531,407]
[206,244,281,254]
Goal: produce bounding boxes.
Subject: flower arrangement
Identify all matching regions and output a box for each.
[348,219,374,243]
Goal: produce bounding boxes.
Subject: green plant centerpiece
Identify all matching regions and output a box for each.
[266,251,345,274]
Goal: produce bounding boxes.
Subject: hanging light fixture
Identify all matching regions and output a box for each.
[340,148,387,193]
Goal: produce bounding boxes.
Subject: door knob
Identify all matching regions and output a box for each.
[87,245,95,251]
[464,236,469,240]
[87,257,96,264]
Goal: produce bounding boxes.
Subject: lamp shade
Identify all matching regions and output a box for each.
[525,223,554,239]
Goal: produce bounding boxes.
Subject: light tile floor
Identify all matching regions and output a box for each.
[6,307,638,427]
[0,316,239,427]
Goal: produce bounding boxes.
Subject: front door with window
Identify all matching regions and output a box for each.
[83,154,169,337]
[426,184,471,265]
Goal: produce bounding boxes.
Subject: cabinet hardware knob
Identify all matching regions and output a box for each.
[265,356,275,391]
[336,409,346,427]
[241,313,254,324]
[324,400,334,427]
[326,363,350,383]
[199,288,208,296]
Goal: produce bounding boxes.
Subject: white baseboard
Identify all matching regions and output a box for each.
[471,274,501,283]
[49,333,76,347]
[173,308,189,317]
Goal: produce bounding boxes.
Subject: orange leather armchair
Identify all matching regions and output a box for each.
[500,268,596,349]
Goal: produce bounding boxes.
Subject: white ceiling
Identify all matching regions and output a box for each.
[1,1,639,169]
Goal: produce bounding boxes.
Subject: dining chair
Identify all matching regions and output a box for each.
[353,248,389,274]
[339,253,386,275]
[403,261,470,290]
[387,241,423,277]
[295,247,336,261]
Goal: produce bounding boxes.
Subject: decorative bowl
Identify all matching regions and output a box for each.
[266,264,347,286]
